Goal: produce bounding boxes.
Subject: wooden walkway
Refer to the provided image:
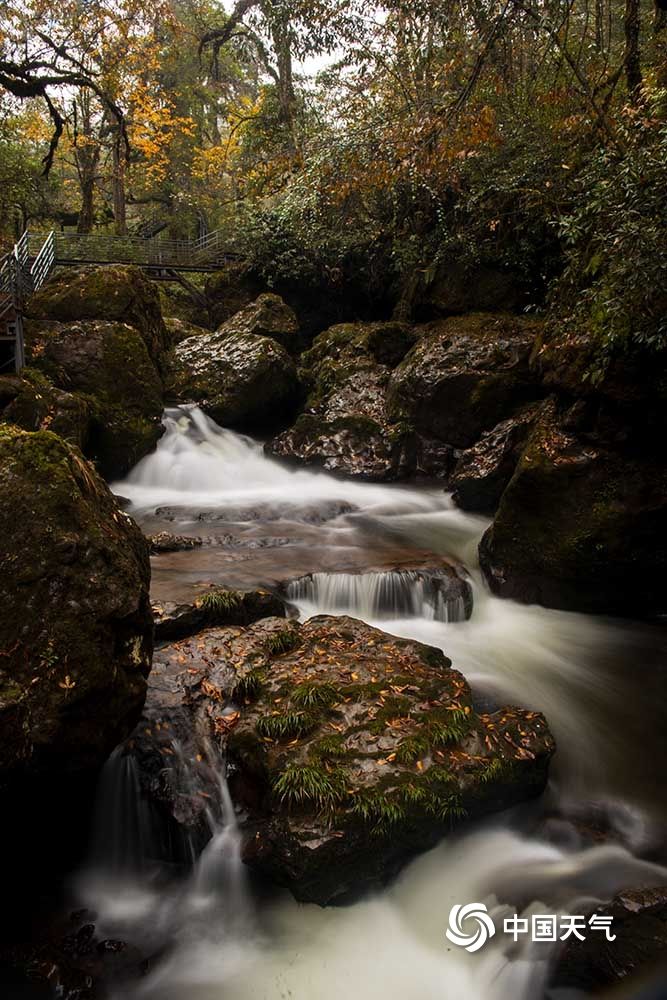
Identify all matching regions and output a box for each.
[0,228,238,373]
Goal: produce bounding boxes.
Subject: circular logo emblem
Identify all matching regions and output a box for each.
[446,903,496,952]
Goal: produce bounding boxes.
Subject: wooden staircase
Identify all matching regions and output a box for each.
[0,227,239,373]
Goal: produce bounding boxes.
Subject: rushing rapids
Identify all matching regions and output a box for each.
[79,406,667,1000]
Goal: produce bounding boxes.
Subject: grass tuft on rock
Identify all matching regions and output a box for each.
[292,681,340,709]
[256,710,318,741]
[197,588,243,614]
[273,763,347,813]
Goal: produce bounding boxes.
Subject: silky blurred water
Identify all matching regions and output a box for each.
[87,406,667,1000]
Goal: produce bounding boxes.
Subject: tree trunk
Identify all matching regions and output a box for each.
[624,0,643,98]
[74,95,101,234]
[112,127,127,236]
[271,16,297,153]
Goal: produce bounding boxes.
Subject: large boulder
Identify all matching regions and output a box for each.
[0,425,152,788]
[479,401,667,616]
[450,403,542,514]
[219,293,301,354]
[268,322,452,481]
[0,368,91,450]
[169,306,300,430]
[387,313,543,448]
[27,264,169,372]
[552,887,667,992]
[205,262,266,330]
[26,319,163,479]
[126,615,554,904]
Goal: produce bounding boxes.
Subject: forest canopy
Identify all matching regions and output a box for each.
[1,0,666,360]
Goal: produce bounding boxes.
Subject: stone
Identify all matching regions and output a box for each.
[26,319,164,478]
[552,887,667,992]
[217,293,301,354]
[479,400,667,616]
[387,312,543,448]
[26,264,169,372]
[127,615,554,904]
[152,587,287,642]
[0,369,91,450]
[450,403,542,514]
[0,425,152,789]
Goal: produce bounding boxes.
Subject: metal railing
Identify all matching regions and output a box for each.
[2,224,239,372]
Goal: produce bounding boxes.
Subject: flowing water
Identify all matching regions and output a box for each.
[81,406,667,999]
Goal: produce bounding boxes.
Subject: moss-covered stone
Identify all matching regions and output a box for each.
[0,368,91,449]
[387,312,544,448]
[26,319,163,478]
[168,322,300,430]
[217,293,301,354]
[0,425,152,788]
[267,321,452,481]
[129,615,554,903]
[27,264,169,372]
[479,400,667,615]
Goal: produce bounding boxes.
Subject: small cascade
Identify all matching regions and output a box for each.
[80,740,253,946]
[286,568,472,623]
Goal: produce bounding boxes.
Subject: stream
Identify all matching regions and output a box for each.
[80,406,667,999]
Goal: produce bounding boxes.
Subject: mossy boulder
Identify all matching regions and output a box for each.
[169,323,300,431]
[205,262,266,330]
[127,615,554,903]
[26,264,169,372]
[0,368,91,449]
[164,316,210,344]
[218,293,301,354]
[0,425,152,788]
[479,401,667,615]
[450,403,543,514]
[387,312,543,448]
[26,319,163,479]
[268,322,452,480]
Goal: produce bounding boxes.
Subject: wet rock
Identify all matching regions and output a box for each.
[552,887,667,992]
[129,616,554,904]
[25,319,163,479]
[0,368,91,450]
[205,263,266,330]
[152,587,286,642]
[0,911,144,1000]
[479,400,667,616]
[26,264,169,372]
[169,319,300,431]
[268,322,452,481]
[0,425,152,788]
[147,531,203,554]
[387,312,543,448]
[218,293,301,354]
[450,403,542,514]
[164,316,210,344]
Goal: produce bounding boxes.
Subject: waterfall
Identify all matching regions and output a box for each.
[286,569,471,623]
